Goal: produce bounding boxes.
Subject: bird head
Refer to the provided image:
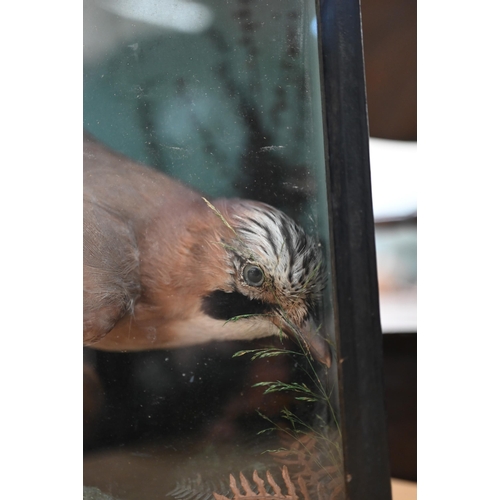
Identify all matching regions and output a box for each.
[195,198,332,367]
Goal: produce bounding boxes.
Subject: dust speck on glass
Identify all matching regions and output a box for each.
[83,0,345,498]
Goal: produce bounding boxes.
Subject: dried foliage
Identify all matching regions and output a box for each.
[213,466,299,500]
[270,433,344,500]
[209,432,344,500]
[169,474,231,500]
[231,331,345,500]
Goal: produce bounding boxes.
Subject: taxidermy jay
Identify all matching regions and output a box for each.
[83,135,331,367]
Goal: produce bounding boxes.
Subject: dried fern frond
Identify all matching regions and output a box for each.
[213,466,298,500]
[271,432,345,500]
[168,474,230,500]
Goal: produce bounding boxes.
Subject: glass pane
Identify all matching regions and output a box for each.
[83,0,345,498]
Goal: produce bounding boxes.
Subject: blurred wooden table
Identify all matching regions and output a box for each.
[392,478,417,500]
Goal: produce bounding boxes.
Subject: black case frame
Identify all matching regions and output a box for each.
[317,0,393,498]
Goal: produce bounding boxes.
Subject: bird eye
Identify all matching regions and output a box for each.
[243,264,264,287]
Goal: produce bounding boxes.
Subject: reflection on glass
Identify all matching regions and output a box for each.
[83,0,344,498]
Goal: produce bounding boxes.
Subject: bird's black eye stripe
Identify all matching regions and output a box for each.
[201,290,271,321]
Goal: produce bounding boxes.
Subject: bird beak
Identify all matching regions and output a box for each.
[278,315,332,368]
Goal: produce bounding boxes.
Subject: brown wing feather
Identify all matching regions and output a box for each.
[83,134,206,345]
[83,195,140,343]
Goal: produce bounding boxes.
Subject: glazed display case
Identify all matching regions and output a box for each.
[83,0,391,498]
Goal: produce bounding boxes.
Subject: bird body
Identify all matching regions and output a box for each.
[84,135,331,366]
